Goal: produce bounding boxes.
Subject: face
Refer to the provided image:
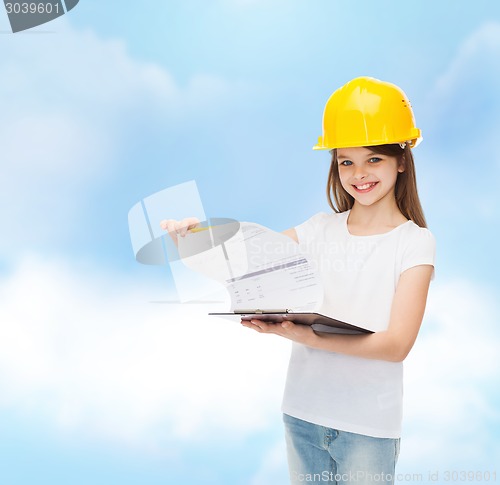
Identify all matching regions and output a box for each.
[336,146,404,208]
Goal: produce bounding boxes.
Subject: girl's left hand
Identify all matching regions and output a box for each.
[241,319,315,346]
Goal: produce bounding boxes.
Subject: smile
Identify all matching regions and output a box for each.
[352,182,378,193]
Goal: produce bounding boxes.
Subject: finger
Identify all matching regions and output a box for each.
[179,217,200,237]
[169,220,189,237]
[160,219,173,231]
[160,219,176,234]
[249,319,281,334]
[241,320,262,333]
[159,219,180,245]
[241,319,266,332]
[183,216,201,228]
[159,218,199,234]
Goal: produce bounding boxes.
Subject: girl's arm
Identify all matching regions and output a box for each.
[242,264,433,363]
[163,221,297,245]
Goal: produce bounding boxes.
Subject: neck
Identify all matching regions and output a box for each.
[348,198,407,230]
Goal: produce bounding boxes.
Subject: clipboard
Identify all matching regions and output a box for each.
[209,309,374,334]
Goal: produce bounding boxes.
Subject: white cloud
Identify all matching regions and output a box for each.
[0,256,290,452]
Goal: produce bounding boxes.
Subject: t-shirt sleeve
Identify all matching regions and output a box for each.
[401,227,436,276]
[294,212,329,246]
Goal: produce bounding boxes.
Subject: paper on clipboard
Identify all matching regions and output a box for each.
[177,221,323,312]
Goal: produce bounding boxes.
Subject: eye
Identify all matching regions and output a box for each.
[339,160,352,166]
[368,157,382,163]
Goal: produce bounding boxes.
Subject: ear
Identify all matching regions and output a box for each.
[398,156,406,173]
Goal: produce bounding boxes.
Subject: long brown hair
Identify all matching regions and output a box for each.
[326,144,428,228]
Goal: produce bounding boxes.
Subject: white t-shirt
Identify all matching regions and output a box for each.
[281,210,436,438]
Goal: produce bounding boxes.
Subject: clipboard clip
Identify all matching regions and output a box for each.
[234,308,292,314]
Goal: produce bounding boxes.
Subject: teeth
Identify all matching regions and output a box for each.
[355,183,375,190]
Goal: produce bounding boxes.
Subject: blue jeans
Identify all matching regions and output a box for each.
[283,414,400,485]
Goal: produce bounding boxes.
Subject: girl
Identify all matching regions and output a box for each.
[161,76,435,485]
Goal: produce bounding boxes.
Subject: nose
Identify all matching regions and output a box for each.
[353,164,367,180]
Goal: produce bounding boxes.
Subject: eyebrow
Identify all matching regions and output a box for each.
[337,150,381,159]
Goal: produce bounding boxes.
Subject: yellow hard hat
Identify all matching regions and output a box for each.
[313,76,422,150]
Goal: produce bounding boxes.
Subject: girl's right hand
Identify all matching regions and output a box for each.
[160,217,201,243]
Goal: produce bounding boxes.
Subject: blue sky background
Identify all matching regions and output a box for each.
[0,1,499,484]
